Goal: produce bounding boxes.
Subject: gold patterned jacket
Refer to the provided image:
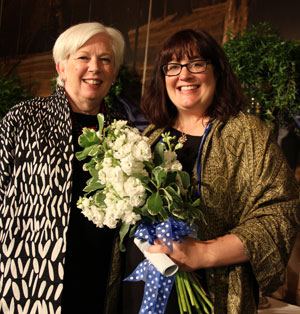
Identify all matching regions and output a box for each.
[140,112,300,314]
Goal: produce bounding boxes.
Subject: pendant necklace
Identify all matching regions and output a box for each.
[178,132,187,144]
[177,118,188,144]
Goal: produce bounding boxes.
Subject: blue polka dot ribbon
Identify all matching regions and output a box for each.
[124,217,195,314]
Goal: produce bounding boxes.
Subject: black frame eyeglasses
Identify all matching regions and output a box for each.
[161,59,210,76]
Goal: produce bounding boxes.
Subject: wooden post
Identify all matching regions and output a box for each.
[222,0,249,44]
[141,0,152,96]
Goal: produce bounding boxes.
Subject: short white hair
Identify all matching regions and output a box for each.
[53,22,125,85]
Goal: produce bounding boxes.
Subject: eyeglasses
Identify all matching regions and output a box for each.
[161,59,210,76]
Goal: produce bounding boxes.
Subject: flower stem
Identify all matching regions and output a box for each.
[175,275,184,314]
[188,273,213,312]
[176,273,188,312]
[183,271,198,308]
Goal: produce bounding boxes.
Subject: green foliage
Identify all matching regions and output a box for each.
[0,65,35,120]
[223,22,300,132]
[104,65,142,108]
[138,134,204,226]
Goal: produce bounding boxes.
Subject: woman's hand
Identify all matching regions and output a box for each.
[147,233,249,271]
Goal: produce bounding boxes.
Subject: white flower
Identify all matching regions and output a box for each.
[78,116,189,236]
[113,142,133,159]
[112,181,126,197]
[109,166,125,183]
[130,194,146,207]
[164,151,182,171]
[103,210,119,228]
[125,127,142,143]
[112,134,127,150]
[170,160,183,171]
[132,139,152,161]
[124,177,145,196]
[116,199,133,214]
[120,155,135,175]
[81,204,105,228]
[122,211,141,225]
[102,157,113,167]
[113,120,128,132]
[104,192,118,207]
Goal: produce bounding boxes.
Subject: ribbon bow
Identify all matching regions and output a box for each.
[124,217,195,314]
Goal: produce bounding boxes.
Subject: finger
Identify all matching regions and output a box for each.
[147,243,171,255]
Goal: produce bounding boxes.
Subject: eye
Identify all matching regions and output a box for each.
[77,56,89,61]
[192,60,205,68]
[99,57,112,65]
[167,64,180,71]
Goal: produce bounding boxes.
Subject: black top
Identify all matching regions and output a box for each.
[167,128,202,177]
[122,128,204,314]
[61,112,117,313]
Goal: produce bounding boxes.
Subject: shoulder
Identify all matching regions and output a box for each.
[228,112,270,133]
[0,87,69,137]
[208,112,278,162]
[2,87,68,123]
[142,124,166,146]
[213,112,273,142]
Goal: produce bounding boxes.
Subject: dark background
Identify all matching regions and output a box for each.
[1,0,300,63]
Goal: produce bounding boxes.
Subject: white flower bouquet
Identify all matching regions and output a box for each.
[76,113,213,314]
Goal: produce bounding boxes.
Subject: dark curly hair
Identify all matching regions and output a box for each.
[140,29,248,128]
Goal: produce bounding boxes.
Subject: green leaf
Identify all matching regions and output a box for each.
[153,142,165,166]
[177,171,190,190]
[119,222,131,252]
[88,144,100,157]
[75,145,98,161]
[83,182,104,194]
[147,192,163,215]
[97,113,105,134]
[78,128,98,147]
[192,198,201,207]
[152,166,167,187]
[82,158,96,171]
[144,161,154,172]
[94,190,106,205]
[164,185,183,204]
[165,171,177,187]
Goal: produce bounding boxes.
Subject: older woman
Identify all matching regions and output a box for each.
[0,22,133,313]
[123,29,300,313]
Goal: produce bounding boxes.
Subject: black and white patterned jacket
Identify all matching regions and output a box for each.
[0,86,125,313]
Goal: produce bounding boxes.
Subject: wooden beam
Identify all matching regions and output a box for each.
[223,0,249,44]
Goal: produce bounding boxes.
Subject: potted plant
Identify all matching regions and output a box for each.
[0,64,35,120]
[223,22,300,134]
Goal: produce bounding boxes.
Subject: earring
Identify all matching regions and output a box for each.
[61,78,65,86]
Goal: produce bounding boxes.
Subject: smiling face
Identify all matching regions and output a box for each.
[165,55,216,115]
[56,33,117,115]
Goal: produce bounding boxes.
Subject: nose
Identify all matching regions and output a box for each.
[89,58,101,73]
[179,65,193,79]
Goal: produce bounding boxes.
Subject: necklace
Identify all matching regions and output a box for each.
[176,118,188,144]
[178,132,187,144]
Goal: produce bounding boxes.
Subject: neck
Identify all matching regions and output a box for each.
[66,90,102,115]
[174,114,209,136]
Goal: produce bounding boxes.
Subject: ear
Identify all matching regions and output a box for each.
[112,69,119,84]
[56,61,66,81]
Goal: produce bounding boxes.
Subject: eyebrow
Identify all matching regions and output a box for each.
[76,50,113,56]
[169,56,203,63]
